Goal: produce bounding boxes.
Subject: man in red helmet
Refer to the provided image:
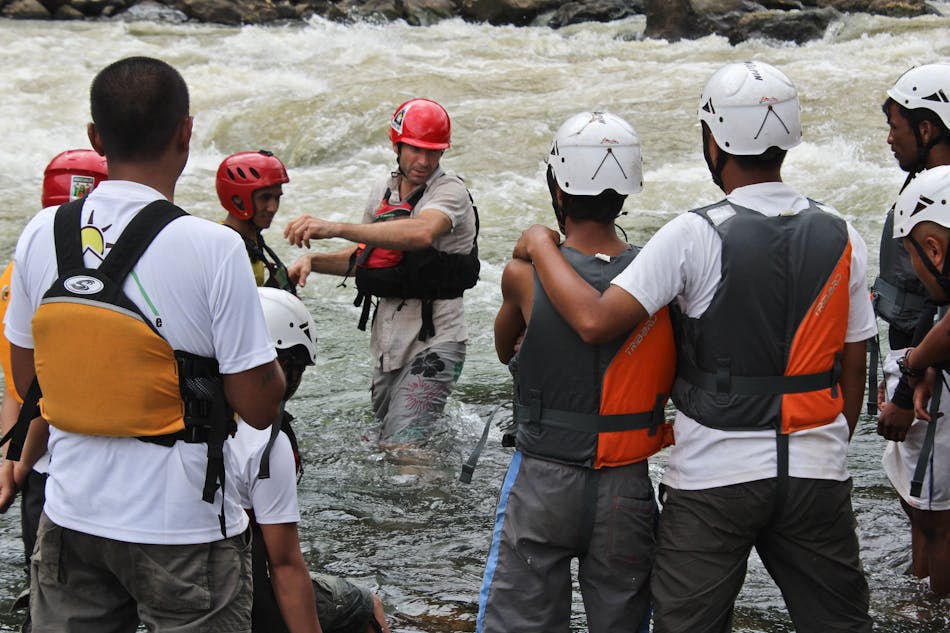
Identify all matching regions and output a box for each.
[218,150,297,294]
[285,98,479,447]
[0,149,108,601]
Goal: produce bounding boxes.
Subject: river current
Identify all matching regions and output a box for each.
[0,8,948,632]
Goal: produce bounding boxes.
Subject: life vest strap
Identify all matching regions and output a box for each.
[678,354,842,398]
[911,374,944,499]
[0,378,42,462]
[513,394,666,434]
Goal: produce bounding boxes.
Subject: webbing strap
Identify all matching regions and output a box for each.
[512,394,665,434]
[51,199,86,273]
[97,201,186,281]
[257,405,288,480]
[678,355,841,397]
[459,404,502,484]
[910,376,943,499]
[774,432,790,514]
[0,378,42,461]
[867,335,880,415]
[419,299,435,341]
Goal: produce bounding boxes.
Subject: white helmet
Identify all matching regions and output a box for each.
[893,165,950,238]
[887,63,950,129]
[699,61,802,155]
[548,111,643,196]
[258,287,317,366]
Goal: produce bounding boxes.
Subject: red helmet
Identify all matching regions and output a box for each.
[389,99,451,150]
[42,149,108,207]
[216,150,290,220]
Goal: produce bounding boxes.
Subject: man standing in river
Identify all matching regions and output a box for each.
[5,56,285,632]
[513,61,875,632]
[874,63,950,597]
[284,99,478,448]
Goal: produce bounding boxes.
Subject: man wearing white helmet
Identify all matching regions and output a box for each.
[874,64,950,598]
[514,62,875,631]
[478,111,674,633]
[230,287,391,633]
[884,165,950,595]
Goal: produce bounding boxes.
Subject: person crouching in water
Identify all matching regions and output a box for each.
[229,286,391,633]
[218,150,297,293]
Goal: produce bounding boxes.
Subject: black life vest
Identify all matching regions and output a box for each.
[347,181,480,341]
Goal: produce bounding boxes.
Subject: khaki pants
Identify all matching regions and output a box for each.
[31,513,253,633]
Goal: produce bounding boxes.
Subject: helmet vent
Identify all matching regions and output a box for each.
[923,89,950,104]
[236,167,246,179]
[250,167,261,179]
[227,168,236,180]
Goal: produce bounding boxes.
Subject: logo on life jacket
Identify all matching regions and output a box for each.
[64,275,104,295]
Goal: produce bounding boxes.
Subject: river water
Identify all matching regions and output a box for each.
[0,8,948,632]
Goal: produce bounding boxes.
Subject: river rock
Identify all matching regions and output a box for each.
[53,3,84,17]
[460,0,565,25]
[3,0,52,18]
[728,7,837,44]
[405,0,458,26]
[547,0,645,28]
[117,0,186,22]
[817,0,934,17]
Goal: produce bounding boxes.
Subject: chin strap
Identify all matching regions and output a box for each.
[906,234,950,305]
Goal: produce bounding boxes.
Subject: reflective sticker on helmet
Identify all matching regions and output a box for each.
[70,175,95,201]
[392,105,409,134]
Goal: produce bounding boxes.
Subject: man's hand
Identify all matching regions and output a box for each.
[913,368,940,422]
[284,215,340,248]
[288,255,312,289]
[513,225,560,262]
[0,459,18,513]
[877,401,915,442]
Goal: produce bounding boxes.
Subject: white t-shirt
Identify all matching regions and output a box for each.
[227,419,300,524]
[363,166,475,372]
[881,349,950,511]
[612,182,878,490]
[5,180,276,544]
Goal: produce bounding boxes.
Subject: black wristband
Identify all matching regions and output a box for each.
[891,376,915,410]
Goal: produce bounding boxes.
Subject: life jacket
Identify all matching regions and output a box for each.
[673,200,850,435]
[511,246,675,469]
[245,231,297,296]
[348,178,480,341]
[872,205,933,345]
[0,198,238,535]
[0,261,20,404]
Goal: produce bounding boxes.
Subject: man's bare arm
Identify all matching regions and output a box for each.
[516,225,649,345]
[839,340,868,438]
[494,259,533,365]
[223,360,286,430]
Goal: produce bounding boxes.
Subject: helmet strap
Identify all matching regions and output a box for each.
[702,125,727,191]
[545,166,567,235]
[907,234,950,305]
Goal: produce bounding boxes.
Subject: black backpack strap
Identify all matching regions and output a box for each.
[52,199,89,274]
[98,200,187,282]
[0,378,43,462]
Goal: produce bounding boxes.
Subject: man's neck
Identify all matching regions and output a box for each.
[562,219,628,257]
[223,215,260,242]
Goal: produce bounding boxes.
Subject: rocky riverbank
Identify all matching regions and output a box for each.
[0,0,938,43]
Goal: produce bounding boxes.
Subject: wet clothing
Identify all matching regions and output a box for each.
[611,182,875,631]
[371,341,465,443]
[477,453,654,633]
[30,513,253,633]
[479,247,672,633]
[651,479,870,633]
[882,354,950,511]
[227,419,379,633]
[362,167,476,441]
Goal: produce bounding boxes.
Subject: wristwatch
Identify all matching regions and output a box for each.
[897,348,925,379]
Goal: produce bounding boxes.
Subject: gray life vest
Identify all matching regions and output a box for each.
[872,206,933,340]
[672,199,850,433]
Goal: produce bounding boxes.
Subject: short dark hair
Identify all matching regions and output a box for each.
[701,122,787,171]
[546,166,626,224]
[90,57,189,162]
[883,96,950,140]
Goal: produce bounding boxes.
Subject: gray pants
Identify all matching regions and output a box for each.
[477,451,655,633]
[651,478,872,633]
[371,342,465,444]
[31,513,253,633]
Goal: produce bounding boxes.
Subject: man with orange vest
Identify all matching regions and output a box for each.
[513,62,875,632]
[285,99,478,447]
[476,111,673,633]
